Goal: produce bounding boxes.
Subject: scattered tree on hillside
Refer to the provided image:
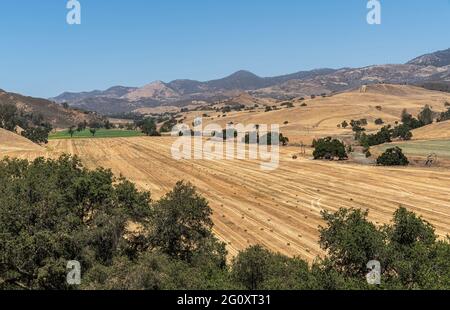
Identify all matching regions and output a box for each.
[401,109,423,129]
[68,126,76,138]
[0,103,19,131]
[350,120,366,140]
[104,120,113,130]
[418,105,434,126]
[437,107,450,122]
[341,120,349,129]
[377,147,409,166]
[77,122,86,132]
[89,121,102,129]
[138,118,160,136]
[313,137,348,160]
[90,128,97,137]
[391,124,413,141]
[21,126,52,144]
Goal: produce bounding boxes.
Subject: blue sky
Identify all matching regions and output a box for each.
[0,0,449,98]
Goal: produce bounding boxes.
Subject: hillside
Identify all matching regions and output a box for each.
[182,84,450,145]
[407,48,450,67]
[412,120,450,140]
[0,89,102,129]
[0,128,43,154]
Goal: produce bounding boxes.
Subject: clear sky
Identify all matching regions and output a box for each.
[0,0,449,98]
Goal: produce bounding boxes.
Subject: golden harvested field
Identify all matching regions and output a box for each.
[413,121,450,141]
[9,136,450,262]
[0,128,43,153]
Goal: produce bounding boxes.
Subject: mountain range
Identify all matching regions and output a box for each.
[51,48,450,115]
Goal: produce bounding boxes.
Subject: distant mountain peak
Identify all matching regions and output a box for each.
[228,70,260,78]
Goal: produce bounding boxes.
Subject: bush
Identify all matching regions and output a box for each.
[376,147,409,166]
[374,118,384,125]
[313,137,348,160]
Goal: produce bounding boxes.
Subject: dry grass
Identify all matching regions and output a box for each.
[7,136,450,261]
[3,85,450,261]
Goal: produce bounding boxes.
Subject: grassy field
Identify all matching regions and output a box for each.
[49,129,144,140]
[375,140,450,159]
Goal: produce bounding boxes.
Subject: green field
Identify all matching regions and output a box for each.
[375,140,450,158]
[49,129,145,140]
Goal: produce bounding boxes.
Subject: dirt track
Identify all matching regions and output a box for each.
[24,136,450,261]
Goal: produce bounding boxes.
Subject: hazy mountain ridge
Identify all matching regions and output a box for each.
[407,48,450,67]
[49,48,450,114]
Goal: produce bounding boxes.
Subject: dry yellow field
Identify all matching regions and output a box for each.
[2,84,450,261]
[9,136,450,262]
[0,128,43,153]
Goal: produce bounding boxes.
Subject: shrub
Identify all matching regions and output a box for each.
[281,102,294,108]
[374,118,384,125]
[376,147,409,166]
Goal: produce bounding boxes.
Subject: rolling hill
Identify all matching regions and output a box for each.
[0,128,43,154]
[407,48,450,67]
[0,89,102,129]
[412,120,450,141]
[182,84,450,145]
